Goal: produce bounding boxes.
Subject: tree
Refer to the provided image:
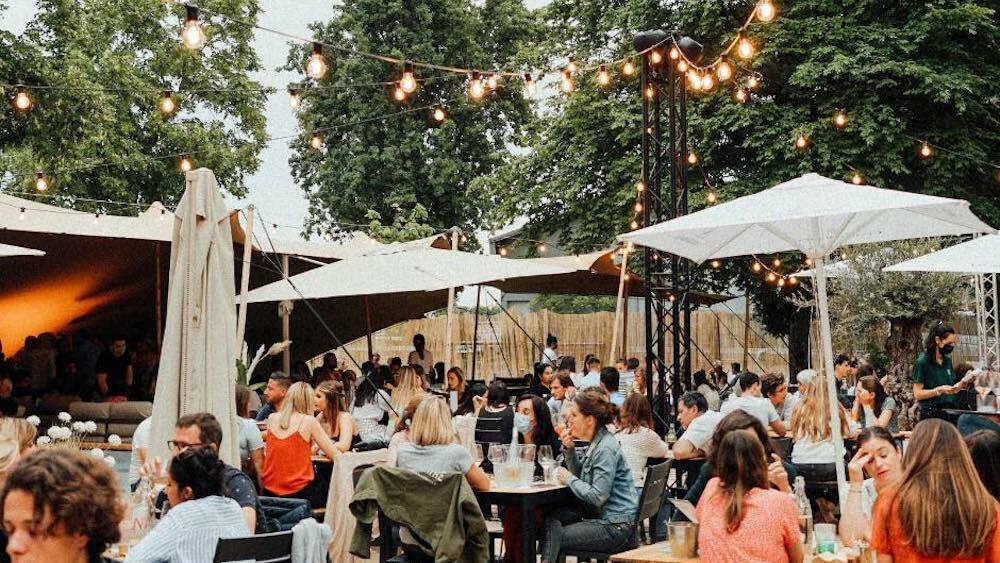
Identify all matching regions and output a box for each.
[0,0,268,208]
[827,240,970,429]
[286,0,543,239]
[530,294,616,314]
[365,204,437,243]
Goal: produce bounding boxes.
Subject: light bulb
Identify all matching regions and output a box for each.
[560,70,574,94]
[567,57,578,73]
[767,272,777,282]
[833,111,847,128]
[18,207,25,220]
[841,252,849,260]
[597,64,611,87]
[650,50,662,65]
[636,181,645,192]
[710,260,721,269]
[523,73,536,98]
[179,155,192,172]
[288,89,301,109]
[310,132,323,150]
[622,60,636,76]
[634,202,642,212]
[701,73,715,92]
[468,72,485,100]
[805,258,813,266]
[773,258,782,267]
[734,88,748,103]
[789,277,799,285]
[716,56,732,81]
[752,262,762,273]
[757,0,776,22]
[537,243,546,253]
[13,89,32,112]
[630,220,639,230]
[669,47,680,60]
[919,142,933,158]
[486,72,499,90]
[707,190,717,203]
[737,34,754,59]
[499,246,508,256]
[747,75,760,90]
[677,60,689,73]
[851,172,863,185]
[778,278,786,287]
[306,43,328,80]
[181,6,206,50]
[34,172,48,192]
[687,70,700,89]
[432,106,446,122]
[795,134,808,150]
[687,152,698,165]
[645,85,655,100]
[400,63,417,93]
[159,91,176,115]
[392,84,406,102]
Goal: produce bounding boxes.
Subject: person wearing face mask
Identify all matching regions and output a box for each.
[838,426,904,547]
[913,322,970,423]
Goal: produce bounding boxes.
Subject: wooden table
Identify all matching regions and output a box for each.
[474,481,573,563]
[610,542,698,563]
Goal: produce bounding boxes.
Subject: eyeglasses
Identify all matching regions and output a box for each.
[167,440,204,451]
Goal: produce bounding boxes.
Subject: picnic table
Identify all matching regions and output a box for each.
[474,480,573,563]
[611,542,698,562]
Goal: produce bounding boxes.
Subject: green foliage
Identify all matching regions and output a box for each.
[0,0,267,208]
[365,204,437,243]
[287,0,543,238]
[530,294,616,313]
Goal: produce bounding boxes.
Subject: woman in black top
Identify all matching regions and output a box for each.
[514,394,562,476]
[475,380,514,472]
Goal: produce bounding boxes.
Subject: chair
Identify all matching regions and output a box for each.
[213,531,293,562]
[561,459,673,563]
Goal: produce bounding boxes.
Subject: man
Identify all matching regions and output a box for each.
[371,353,382,368]
[599,367,626,406]
[720,372,786,436]
[528,363,554,400]
[95,336,132,400]
[727,362,742,392]
[323,352,338,372]
[540,334,559,368]
[576,356,602,390]
[761,372,796,425]
[70,329,101,398]
[128,416,151,492]
[834,354,857,407]
[254,371,291,422]
[673,392,724,460]
[389,356,402,380]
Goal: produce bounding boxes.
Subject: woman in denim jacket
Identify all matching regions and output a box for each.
[541,388,639,562]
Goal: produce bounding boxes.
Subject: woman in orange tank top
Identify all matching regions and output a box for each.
[262,382,341,508]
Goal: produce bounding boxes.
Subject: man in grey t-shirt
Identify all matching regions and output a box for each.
[674,392,724,459]
[720,372,787,436]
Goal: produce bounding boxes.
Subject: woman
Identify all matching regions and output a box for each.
[446,367,475,416]
[390,366,427,431]
[340,369,358,408]
[387,396,426,466]
[234,384,265,484]
[557,356,577,382]
[913,321,969,422]
[871,418,1000,561]
[541,389,638,562]
[262,382,342,507]
[695,430,805,563]
[351,369,393,446]
[965,429,1000,501]
[547,373,576,420]
[790,374,853,484]
[614,393,671,489]
[694,370,721,411]
[407,334,435,382]
[851,374,898,432]
[314,380,358,453]
[127,448,248,561]
[474,380,514,467]
[397,396,489,488]
[838,426,904,546]
[1,449,122,563]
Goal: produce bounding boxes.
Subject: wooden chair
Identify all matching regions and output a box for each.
[213,531,293,562]
[561,459,673,563]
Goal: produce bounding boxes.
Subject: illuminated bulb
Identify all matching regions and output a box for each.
[634,202,642,212]
[622,60,636,76]
[179,155,192,172]
[34,172,48,192]
[752,262,762,273]
[687,70,700,89]
[851,172,863,185]
[701,73,715,92]
[710,260,721,269]
[560,70,575,94]
[537,243,546,253]
[624,274,630,281]
[523,73,536,98]
[18,207,25,220]
[737,34,754,59]
[567,57,578,73]
[747,75,760,90]
[677,60,689,73]
[833,111,847,128]
[306,43,328,80]
[181,6,207,50]
[159,91,176,115]
[789,277,799,285]
[432,106,446,122]
[486,72,499,91]
[805,258,813,266]
[716,56,732,81]
[734,88,748,103]
[645,85,655,100]
[687,152,698,166]
[468,72,485,100]
[400,63,417,93]
[841,251,848,260]
[653,253,660,261]
[778,278,786,287]
[669,47,680,60]
[597,65,611,87]
[757,0,776,22]
[767,272,777,282]
[392,84,406,102]
[636,181,645,192]
[773,258,782,267]
[650,50,662,65]
[288,89,301,109]
[626,242,634,251]
[12,88,32,111]
[795,134,808,150]
[499,246,508,256]
[630,220,639,230]
[310,132,323,150]
[707,190,717,203]
[919,142,933,158]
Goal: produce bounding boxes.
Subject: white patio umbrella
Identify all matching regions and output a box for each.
[0,243,44,258]
[150,169,240,466]
[620,172,995,508]
[883,234,1000,274]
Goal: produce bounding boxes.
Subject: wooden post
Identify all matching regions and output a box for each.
[742,293,751,371]
[622,297,629,358]
[444,229,459,369]
[364,295,374,363]
[281,254,291,375]
[154,242,163,348]
[609,247,629,361]
[234,206,254,357]
[471,286,482,380]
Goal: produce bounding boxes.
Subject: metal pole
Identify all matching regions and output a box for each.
[234,206,254,356]
[444,229,460,369]
[471,286,482,380]
[155,242,163,348]
[813,255,848,510]
[364,295,374,363]
[641,54,655,404]
[743,293,751,370]
[281,254,291,375]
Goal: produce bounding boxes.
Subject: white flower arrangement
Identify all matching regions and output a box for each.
[36,436,51,445]
[84,421,97,433]
[107,434,122,447]
[25,416,40,426]
[104,455,117,467]
[90,447,105,458]
[57,412,71,423]
[72,421,86,433]
[35,416,108,456]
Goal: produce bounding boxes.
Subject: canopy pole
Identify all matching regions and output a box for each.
[281,254,291,375]
[742,292,750,371]
[444,229,460,370]
[364,295,373,363]
[234,206,254,357]
[155,242,163,348]
[622,297,629,360]
[609,247,629,361]
[813,255,848,510]
[471,285,482,380]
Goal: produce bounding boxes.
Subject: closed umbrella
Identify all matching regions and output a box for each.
[150,169,239,466]
[620,172,995,508]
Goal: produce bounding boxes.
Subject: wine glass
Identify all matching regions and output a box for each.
[488,443,505,467]
[538,445,554,465]
[470,443,484,466]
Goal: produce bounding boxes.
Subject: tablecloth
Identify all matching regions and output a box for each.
[324,448,389,562]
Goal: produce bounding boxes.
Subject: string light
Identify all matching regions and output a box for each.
[181,5,207,50]
[795,134,808,150]
[733,88,748,103]
[636,181,645,192]
[716,56,732,81]
[159,90,176,115]
[777,278,786,287]
[597,65,611,87]
[34,172,48,192]
[468,72,485,100]
[710,260,721,269]
[772,258,782,267]
[392,83,406,102]
[179,155,193,172]
[499,246,508,256]
[522,73,536,98]
[630,220,639,230]
[677,60,689,73]
[833,110,847,128]
[486,72,499,91]
[669,47,680,60]
[634,202,642,212]
[757,0,776,22]
[766,272,777,282]
[306,42,328,80]
[432,105,446,123]
[288,88,301,109]
[919,142,933,159]
[310,131,324,150]
[752,262,762,273]
[789,277,799,286]
[687,152,698,166]
[687,70,700,90]
[566,57,578,73]
[650,49,663,65]
[736,33,754,59]
[560,70,575,94]
[12,88,32,112]
[400,62,417,93]
[707,190,717,203]
[851,171,863,185]
[645,85,655,100]
[537,243,547,253]
[700,73,715,92]
[747,75,760,90]
[841,251,849,260]
[622,60,636,77]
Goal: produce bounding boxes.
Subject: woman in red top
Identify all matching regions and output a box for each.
[871,418,1000,563]
[262,382,341,508]
[695,429,804,563]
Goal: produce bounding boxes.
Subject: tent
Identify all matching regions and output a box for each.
[0,243,44,258]
[620,172,995,508]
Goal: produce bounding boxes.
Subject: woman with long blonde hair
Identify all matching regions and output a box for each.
[789,374,853,485]
[871,418,1000,561]
[0,417,36,484]
[262,382,341,507]
[315,380,358,453]
[390,366,426,430]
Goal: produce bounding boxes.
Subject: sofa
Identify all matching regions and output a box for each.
[68,401,152,444]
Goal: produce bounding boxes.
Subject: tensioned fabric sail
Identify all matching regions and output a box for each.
[619,172,996,510]
[0,243,44,258]
[883,234,1000,274]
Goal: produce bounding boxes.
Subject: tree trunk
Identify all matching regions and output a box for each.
[883,318,925,430]
[788,307,812,382]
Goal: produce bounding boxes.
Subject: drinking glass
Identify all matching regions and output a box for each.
[538,445,554,465]
[513,444,536,487]
[471,443,484,466]
[488,443,505,468]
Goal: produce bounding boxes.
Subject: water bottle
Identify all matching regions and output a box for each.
[795,476,814,550]
[666,424,677,444]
